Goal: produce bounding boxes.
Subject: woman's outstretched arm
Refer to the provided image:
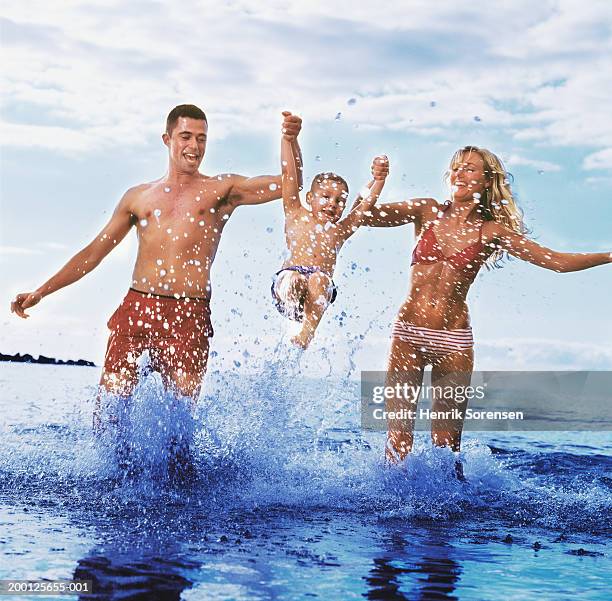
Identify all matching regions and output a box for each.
[359,197,438,227]
[489,223,612,272]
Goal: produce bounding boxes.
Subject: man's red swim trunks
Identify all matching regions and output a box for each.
[103,288,213,382]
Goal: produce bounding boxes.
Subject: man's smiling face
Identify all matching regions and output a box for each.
[163,117,208,173]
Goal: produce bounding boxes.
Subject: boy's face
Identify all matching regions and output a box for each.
[307,180,349,222]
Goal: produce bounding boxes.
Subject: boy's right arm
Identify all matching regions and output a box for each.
[338,155,389,236]
[10,190,136,318]
[281,111,303,217]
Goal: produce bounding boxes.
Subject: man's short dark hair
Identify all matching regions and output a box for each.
[166,104,207,135]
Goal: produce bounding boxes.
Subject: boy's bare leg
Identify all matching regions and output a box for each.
[292,272,333,348]
[288,272,308,301]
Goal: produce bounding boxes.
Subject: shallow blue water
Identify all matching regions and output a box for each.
[0,360,610,600]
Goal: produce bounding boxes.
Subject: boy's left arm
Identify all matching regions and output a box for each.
[338,155,389,238]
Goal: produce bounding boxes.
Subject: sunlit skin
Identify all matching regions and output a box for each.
[361,150,612,464]
[10,112,303,419]
[280,114,389,348]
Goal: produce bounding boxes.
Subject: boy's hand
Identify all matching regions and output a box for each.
[371,155,389,180]
[282,111,302,141]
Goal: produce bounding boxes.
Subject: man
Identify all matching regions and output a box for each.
[11,105,303,427]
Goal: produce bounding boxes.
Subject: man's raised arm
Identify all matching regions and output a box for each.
[227,111,302,208]
[10,189,136,318]
[281,111,303,216]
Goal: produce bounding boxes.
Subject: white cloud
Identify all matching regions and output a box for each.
[39,242,69,250]
[583,148,612,170]
[478,337,612,370]
[504,154,561,173]
[1,1,611,170]
[0,245,43,256]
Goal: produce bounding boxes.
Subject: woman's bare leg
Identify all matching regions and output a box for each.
[430,347,474,451]
[385,337,425,462]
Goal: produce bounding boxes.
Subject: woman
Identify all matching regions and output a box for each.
[361,146,611,467]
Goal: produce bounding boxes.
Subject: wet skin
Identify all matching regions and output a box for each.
[10,113,303,408]
[361,151,611,462]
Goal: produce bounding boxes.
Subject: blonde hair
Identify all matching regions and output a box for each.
[446,146,526,266]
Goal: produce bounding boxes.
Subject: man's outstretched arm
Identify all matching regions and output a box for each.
[10,190,136,318]
[227,111,302,208]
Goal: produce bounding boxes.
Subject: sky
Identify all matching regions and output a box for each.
[1,0,611,376]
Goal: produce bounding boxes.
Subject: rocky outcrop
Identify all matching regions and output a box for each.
[0,352,95,367]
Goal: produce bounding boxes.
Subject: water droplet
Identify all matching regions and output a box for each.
[160,269,167,276]
[537,170,545,175]
[164,186,171,193]
[156,259,163,265]
[335,112,342,120]
[430,101,437,107]
[315,155,321,161]
[266,227,273,233]
[153,209,161,218]
[473,116,482,122]
[199,221,205,226]
[140,219,148,227]
[347,98,357,106]
[268,183,278,191]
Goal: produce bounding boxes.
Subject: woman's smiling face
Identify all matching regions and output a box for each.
[449,151,490,203]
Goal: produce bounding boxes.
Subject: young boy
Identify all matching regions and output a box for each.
[273,111,389,348]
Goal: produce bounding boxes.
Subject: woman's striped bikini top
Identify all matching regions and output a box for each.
[411,203,486,271]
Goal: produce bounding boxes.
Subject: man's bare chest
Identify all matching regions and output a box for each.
[132,184,231,227]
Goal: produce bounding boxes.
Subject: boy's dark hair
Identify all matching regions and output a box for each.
[166,104,207,135]
[310,172,349,194]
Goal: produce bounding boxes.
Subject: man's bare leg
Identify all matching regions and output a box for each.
[94,366,137,434]
[157,340,210,480]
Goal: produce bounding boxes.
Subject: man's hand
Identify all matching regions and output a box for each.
[282,111,302,141]
[372,155,389,180]
[11,291,42,319]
